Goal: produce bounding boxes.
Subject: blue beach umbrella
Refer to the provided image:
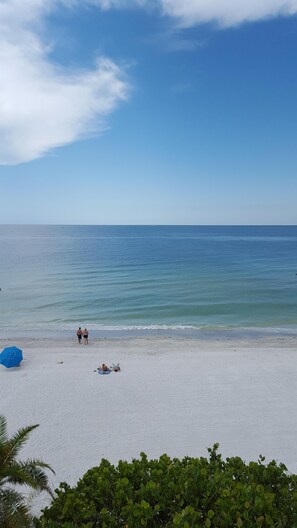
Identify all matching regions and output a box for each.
[0,347,23,368]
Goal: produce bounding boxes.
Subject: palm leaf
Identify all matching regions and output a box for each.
[0,488,32,528]
[0,415,8,447]
[17,460,54,495]
[4,424,39,463]
[1,460,54,492]
[0,462,40,489]
[0,416,54,526]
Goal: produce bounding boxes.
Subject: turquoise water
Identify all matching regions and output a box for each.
[0,225,297,338]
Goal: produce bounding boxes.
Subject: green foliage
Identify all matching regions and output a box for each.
[0,415,54,528]
[36,444,297,527]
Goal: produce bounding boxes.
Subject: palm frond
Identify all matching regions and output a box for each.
[1,460,54,494]
[0,445,11,472]
[22,459,55,475]
[0,415,8,448]
[4,424,39,463]
[20,460,54,495]
[0,488,32,528]
[0,417,54,524]
[0,462,37,489]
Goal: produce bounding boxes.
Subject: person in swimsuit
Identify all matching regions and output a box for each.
[101,363,108,372]
[83,328,89,344]
[76,327,82,344]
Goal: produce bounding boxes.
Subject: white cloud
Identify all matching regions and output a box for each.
[2,0,297,165]
[0,0,128,165]
[159,0,297,28]
[90,0,297,27]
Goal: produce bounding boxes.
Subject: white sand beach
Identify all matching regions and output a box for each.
[1,336,297,510]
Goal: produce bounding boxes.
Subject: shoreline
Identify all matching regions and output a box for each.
[1,333,297,350]
[1,335,297,513]
[1,322,297,343]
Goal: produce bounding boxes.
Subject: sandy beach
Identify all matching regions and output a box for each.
[1,335,297,510]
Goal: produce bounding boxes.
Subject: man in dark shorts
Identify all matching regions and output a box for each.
[83,328,89,344]
[76,327,82,344]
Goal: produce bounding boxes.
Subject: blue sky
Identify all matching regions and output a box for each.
[0,1,297,224]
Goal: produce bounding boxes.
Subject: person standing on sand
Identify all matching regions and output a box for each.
[83,328,89,344]
[76,327,82,344]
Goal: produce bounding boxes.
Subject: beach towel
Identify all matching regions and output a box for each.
[97,368,111,375]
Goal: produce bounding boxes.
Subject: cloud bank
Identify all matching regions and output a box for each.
[0,0,128,165]
[91,0,297,27]
[2,0,297,165]
[159,0,297,28]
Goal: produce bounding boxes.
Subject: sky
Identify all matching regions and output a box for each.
[1,0,297,225]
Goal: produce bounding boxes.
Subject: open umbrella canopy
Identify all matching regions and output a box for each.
[0,346,23,368]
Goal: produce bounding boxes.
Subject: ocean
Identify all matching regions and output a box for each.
[0,225,297,338]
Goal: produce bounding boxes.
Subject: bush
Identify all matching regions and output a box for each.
[35,445,297,527]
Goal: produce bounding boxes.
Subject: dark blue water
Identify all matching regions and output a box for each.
[0,225,297,337]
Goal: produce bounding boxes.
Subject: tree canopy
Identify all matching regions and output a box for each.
[36,444,297,527]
